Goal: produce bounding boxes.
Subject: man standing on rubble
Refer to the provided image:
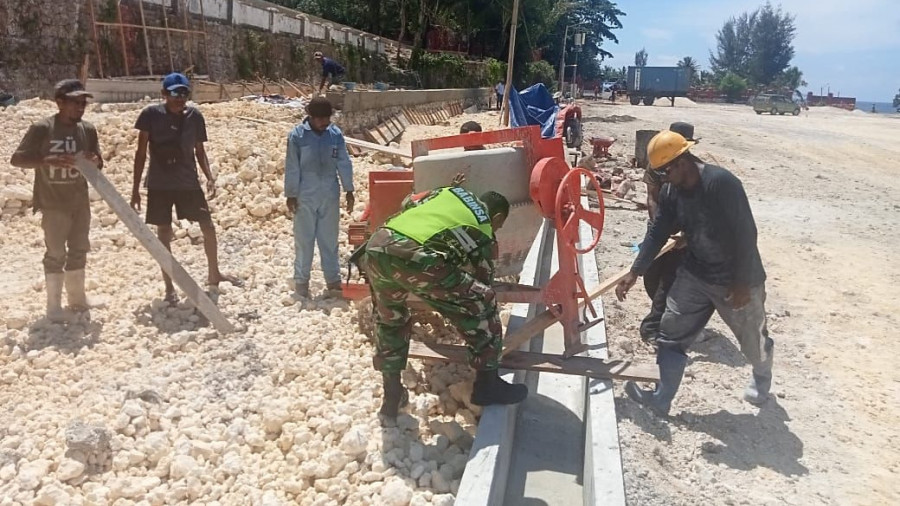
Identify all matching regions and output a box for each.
[10,79,103,322]
[615,131,774,415]
[284,97,355,298]
[314,52,346,95]
[360,178,527,424]
[639,122,695,344]
[131,72,240,305]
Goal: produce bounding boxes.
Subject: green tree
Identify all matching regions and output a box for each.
[718,71,748,102]
[522,60,557,90]
[677,56,699,82]
[634,47,648,67]
[709,2,796,86]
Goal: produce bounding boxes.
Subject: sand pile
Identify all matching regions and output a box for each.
[0,100,492,505]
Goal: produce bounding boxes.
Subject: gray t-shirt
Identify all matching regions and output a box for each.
[14,115,101,212]
[134,104,207,190]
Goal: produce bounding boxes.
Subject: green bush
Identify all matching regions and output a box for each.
[718,72,748,102]
[485,58,507,86]
[522,60,557,91]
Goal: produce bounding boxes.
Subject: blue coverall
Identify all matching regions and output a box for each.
[284,120,354,286]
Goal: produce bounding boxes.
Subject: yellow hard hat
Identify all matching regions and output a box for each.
[648,130,696,170]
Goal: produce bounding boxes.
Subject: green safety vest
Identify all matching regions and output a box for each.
[385,187,494,246]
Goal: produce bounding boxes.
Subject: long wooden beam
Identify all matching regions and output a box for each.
[409,341,659,382]
[501,238,677,356]
[94,21,207,36]
[75,157,235,334]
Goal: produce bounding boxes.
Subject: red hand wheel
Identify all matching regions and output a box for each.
[554,167,605,254]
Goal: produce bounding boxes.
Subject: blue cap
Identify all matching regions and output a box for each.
[162,73,190,91]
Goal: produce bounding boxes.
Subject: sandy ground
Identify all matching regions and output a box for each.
[1,94,898,505]
[582,99,900,505]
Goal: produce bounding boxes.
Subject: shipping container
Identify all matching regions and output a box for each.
[626,66,690,106]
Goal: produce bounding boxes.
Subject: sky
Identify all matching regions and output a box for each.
[597,0,900,102]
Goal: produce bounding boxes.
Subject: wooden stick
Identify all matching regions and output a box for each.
[160,0,175,72]
[115,0,130,76]
[87,0,105,78]
[74,156,235,334]
[501,238,677,356]
[409,341,659,382]
[182,0,193,71]
[198,0,211,75]
[94,21,206,35]
[137,0,154,75]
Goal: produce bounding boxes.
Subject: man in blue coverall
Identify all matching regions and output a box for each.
[284,97,355,298]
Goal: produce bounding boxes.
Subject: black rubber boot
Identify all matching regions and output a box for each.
[744,338,774,405]
[470,369,528,406]
[378,373,409,425]
[624,347,688,416]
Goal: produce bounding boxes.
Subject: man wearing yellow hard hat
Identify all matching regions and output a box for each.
[615,130,773,416]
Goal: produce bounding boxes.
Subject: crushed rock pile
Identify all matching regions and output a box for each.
[0,100,495,505]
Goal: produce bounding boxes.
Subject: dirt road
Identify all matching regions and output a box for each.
[582,99,900,505]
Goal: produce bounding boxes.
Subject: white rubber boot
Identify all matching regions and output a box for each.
[65,269,89,311]
[46,273,67,322]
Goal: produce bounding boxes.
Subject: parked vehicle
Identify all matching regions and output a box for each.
[626,66,690,106]
[752,94,801,115]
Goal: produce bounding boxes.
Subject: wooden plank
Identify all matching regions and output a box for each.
[409,342,658,382]
[501,238,677,355]
[367,126,388,145]
[389,116,405,137]
[375,124,392,143]
[397,113,410,128]
[74,157,235,334]
[345,136,412,159]
[405,107,421,124]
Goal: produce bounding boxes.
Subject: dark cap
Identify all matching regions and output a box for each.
[54,79,92,100]
[306,97,333,117]
[669,122,698,142]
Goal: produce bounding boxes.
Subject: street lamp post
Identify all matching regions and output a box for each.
[572,32,585,98]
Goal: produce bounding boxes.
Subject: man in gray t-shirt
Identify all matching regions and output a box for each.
[131,73,240,305]
[10,79,103,322]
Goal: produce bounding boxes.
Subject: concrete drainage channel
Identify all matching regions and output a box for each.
[457,198,626,505]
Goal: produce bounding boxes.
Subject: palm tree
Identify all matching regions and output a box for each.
[677,56,699,82]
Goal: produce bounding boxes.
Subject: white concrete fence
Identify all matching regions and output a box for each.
[141,0,390,54]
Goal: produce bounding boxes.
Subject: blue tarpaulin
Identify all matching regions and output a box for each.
[507,83,559,138]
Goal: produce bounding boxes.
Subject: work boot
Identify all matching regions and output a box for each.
[45,273,68,323]
[378,373,409,426]
[324,281,344,299]
[624,347,688,416]
[64,269,90,311]
[293,282,310,299]
[470,369,528,406]
[744,338,774,405]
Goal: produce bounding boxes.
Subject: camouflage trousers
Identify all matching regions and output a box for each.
[363,250,502,374]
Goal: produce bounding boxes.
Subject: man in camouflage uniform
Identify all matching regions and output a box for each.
[362,181,527,423]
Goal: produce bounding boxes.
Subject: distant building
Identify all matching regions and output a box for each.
[806,92,856,111]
